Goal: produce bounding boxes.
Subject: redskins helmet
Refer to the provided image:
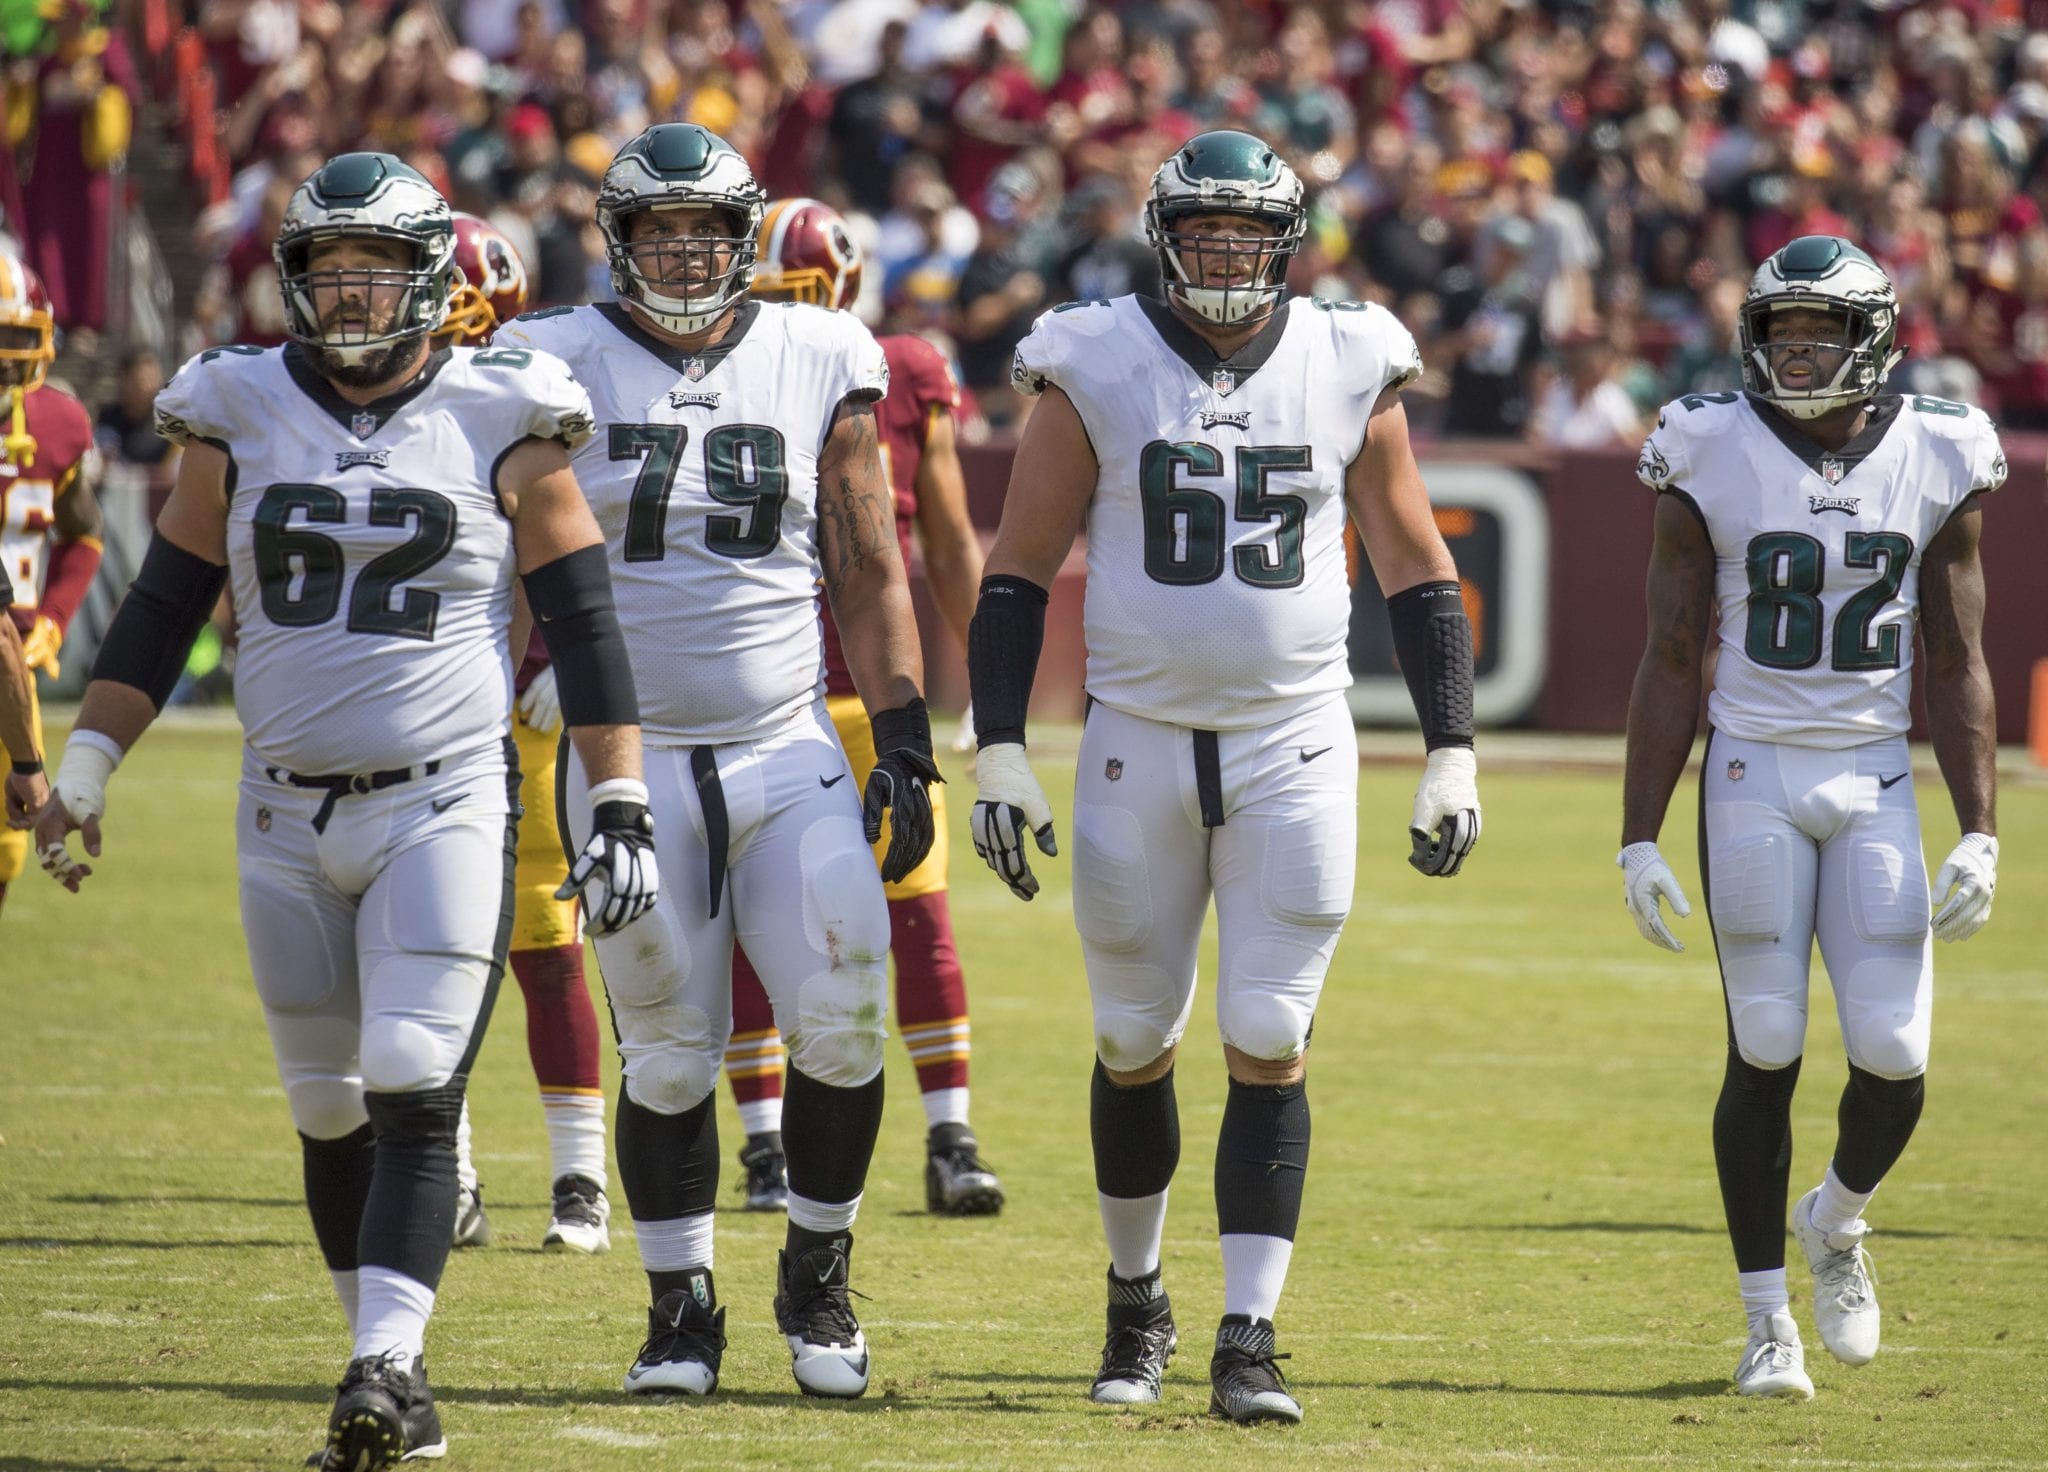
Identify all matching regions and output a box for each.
[0,251,56,391]
[753,197,863,311]
[437,213,531,345]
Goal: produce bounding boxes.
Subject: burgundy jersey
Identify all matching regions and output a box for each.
[819,334,960,697]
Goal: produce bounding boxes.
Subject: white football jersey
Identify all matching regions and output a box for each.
[1013,294,1421,730]
[497,301,889,745]
[154,342,594,773]
[1636,390,2005,748]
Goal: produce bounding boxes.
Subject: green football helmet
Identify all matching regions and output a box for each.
[273,152,457,367]
[1739,235,1904,420]
[598,123,766,335]
[1144,130,1306,327]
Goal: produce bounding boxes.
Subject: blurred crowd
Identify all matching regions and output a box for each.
[7,0,2048,450]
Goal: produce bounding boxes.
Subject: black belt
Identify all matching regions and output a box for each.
[264,760,443,835]
[691,745,729,919]
[1192,730,1225,829]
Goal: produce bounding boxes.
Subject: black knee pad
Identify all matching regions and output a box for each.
[1215,1078,1310,1241]
[1092,1060,1180,1199]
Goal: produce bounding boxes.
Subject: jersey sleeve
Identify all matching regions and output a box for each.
[520,348,596,451]
[1635,403,1693,493]
[836,314,890,404]
[1967,408,2007,496]
[153,351,240,447]
[1010,300,1118,398]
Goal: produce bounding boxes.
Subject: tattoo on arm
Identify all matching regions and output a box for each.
[818,398,894,598]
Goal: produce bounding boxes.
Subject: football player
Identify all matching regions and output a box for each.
[1622,236,2002,1399]
[725,197,1003,1219]
[34,154,656,1470]
[494,124,938,1400]
[1,562,48,826]
[429,212,614,1257]
[964,130,1483,1423]
[0,251,103,917]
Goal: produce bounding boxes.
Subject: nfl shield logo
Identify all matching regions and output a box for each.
[684,357,707,382]
[1105,758,1123,782]
[1211,367,1235,397]
[1726,759,1746,783]
[351,410,377,440]
[1819,456,1845,485]
[256,806,272,832]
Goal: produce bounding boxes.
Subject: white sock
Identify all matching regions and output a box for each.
[328,1268,360,1338]
[1809,1164,1874,1241]
[737,1096,783,1138]
[634,1211,716,1272]
[353,1266,435,1370]
[540,1093,607,1190]
[787,1190,862,1235]
[921,1086,971,1131]
[1220,1233,1295,1322]
[1098,1190,1168,1281]
[453,1099,477,1194]
[1738,1268,1790,1334]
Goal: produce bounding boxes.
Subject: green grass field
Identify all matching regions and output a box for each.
[2,716,2044,1471]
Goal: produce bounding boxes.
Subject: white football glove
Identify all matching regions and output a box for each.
[517,666,562,735]
[970,740,1057,900]
[1409,746,1481,876]
[556,778,658,935]
[1618,841,1692,952]
[1931,832,1997,943]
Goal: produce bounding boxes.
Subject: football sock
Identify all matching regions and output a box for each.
[542,1094,607,1191]
[511,944,608,1188]
[328,1269,360,1338]
[1712,1046,1801,1272]
[1738,1268,1791,1334]
[1220,1235,1296,1323]
[648,1265,717,1311]
[359,1086,462,1293]
[1106,1264,1170,1330]
[1092,1059,1179,1280]
[1097,1192,1168,1281]
[300,1125,375,1272]
[615,1088,718,1237]
[353,1265,435,1370]
[782,1066,884,1208]
[1214,1077,1309,1323]
[737,1096,783,1138]
[636,1211,717,1278]
[453,1099,478,1194]
[1831,1064,1924,1195]
[921,1086,970,1131]
[1809,1164,1877,1239]
[786,1190,863,1237]
[890,891,971,1098]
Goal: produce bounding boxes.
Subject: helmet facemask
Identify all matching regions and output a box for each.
[607,204,759,335]
[1147,203,1303,327]
[0,323,51,391]
[278,230,453,386]
[1739,296,1902,421]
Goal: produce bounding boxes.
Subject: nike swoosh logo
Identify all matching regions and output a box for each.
[1300,746,1333,763]
[1878,772,1908,790]
[820,773,846,789]
[430,795,463,814]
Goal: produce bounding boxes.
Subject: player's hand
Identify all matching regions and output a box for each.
[971,741,1056,900]
[20,615,61,678]
[864,700,943,884]
[1618,841,1691,951]
[1408,746,1481,876]
[1931,832,1997,942]
[557,782,657,935]
[517,666,562,735]
[6,765,50,828]
[33,791,100,892]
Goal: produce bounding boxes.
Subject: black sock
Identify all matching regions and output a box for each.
[1832,1065,1925,1194]
[358,1086,463,1291]
[1091,1059,1180,1198]
[1107,1264,1170,1329]
[615,1087,719,1221]
[1214,1077,1310,1240]
[301,1124,376,1270]
[785,1222,853,1261]
[648,1266,716,1309]
[1712,1047,1802,1271]
[781,1066,884,1206]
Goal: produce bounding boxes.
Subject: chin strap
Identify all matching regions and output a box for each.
[4,386,36,466]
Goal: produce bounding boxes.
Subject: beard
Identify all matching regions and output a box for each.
[313,333,426,391]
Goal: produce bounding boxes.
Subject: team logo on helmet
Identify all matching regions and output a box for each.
[754,198,864,310]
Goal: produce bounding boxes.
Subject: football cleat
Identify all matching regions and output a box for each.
[1090,1300,1177,1405]
[1733,1311,1815,1399]
[1794,1187,1881,1366]
[624,1288,727,1396]
[1208,1315,1302,1424]
[541,1174,611,1255]
[320,1353,446,1470]
[738,1133,789,1212]
[774,1238,870,1398]
[925,1124,1005,1216]
[451,1182,491,1249]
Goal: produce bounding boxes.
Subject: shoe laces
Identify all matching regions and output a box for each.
[1098,1320,1174,1381]
[781,1253,866,1342]
[642,1292,725,1364]
[1815,1240,1878,1312]
[1213,1340,1293,1394]
[1742,1331,1800,1378]
[552,1175,604,1225]
[336,1351,417,1402]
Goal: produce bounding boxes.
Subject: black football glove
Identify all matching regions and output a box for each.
[557,785,659,935]
[863,699,943,884]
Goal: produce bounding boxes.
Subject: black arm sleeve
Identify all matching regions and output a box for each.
[966,574,1048,748]
[1386,579,1474,751]
[90,532,229,710]
[522,544,639,728]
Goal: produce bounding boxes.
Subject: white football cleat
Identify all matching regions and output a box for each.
[1793,1187,1881,1366]
[1734,1311,1815,1399]
[541,1174,611,1255]
[775,1241,870,1398]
